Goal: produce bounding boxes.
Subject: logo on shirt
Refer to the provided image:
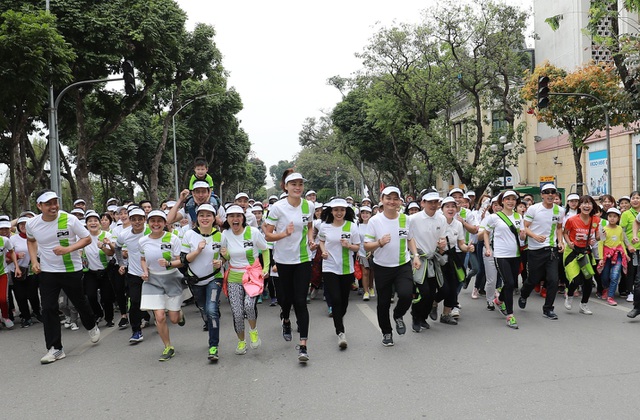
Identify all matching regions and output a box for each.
[160,244,172,250]
[211,243,221,250]
[56,230,70,238]
[552,216,560,223]
[399,229,408,238]
[341,233,351,239]
[243,240,254,248]
[302,216,310,223]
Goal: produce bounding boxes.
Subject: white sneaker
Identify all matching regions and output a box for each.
[471,288,479,299]
[362,292,370,301]
[451,307,461,318]
[40,347,66,364]
[564,295,573,310]
[579,303,593,315]
[337,332,347,349]
[627,293,634,302]
[70,322,79,331]
[369,288,376,298]
[89,325,101,343]
[2,318,14,329]
[60,316,70,325]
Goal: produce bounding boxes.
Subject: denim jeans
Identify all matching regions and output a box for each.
[191,279,222,348]
[600,255,622,298]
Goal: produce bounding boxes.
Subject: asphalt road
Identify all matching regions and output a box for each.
[2,287,639,420]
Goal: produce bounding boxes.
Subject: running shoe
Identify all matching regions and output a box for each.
[579,303,593,315]
[540,287,547,298]
[607,297,617,306]
[382,333,394,347]
[178,310,186,326]
[118,317,129,330]
[429,306,438,321]
[2,318,14,329]
[129,331,144,344]
[564,294,573,310]
[363,292,370,301]
[70,322,79,331]
[337,332,347,349]
[369,288,376,298]
[601,288,608,299]
[411,318,421,333]
[451,307,461,318]
[257,296,262,304]
[493,298,507,316]
[60,315,70,325]
[202,323,208,331]
[440,314,458,325]
[420,320,430,330]
[471,288,479,299]
[297,345,309,362]
[627,308,640,318]
[486,301,495,311]
[105,320,115,328]
[628,293,635,303]
[21,318,33,328]
[235,341,247,355]
[394,317,406,335]
[310,288,319,300]
[140,319,150,329]
[208,346,219,362]
[40,347,65,364]
[282,320,292,341]
[543,310,558,320]
[506,314,519,329]
[159,346,175,361]
[518,296,527,309]
[89,325,101,343]
[269,298,278,307]
[249,329,261,349]
[328,307,333,317]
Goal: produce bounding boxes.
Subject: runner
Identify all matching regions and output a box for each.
[263,170,315,363]
[317,198,360,349]
[26,190,100,364]
[139,210,185,361]
[221,205,269,356]
[364,186,421,347]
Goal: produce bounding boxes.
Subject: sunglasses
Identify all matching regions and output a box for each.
[541,189,557,194]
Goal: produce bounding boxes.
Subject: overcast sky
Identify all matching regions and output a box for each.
[176,0,533,184]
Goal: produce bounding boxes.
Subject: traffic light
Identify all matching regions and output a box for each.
[122,60,136,95]
[537,76,550,109]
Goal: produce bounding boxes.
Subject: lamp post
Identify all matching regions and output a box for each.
[335,167,340,196]
[489,135,514,188]
[407,165,420,198]
[171,93,224,199]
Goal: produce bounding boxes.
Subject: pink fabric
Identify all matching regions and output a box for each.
[598,245,628,275]
[242,260,264,297]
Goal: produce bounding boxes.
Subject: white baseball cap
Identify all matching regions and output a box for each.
[225,205,245,215]
[196,203,217,215]
[128,208,145,218]
[441,196,457,207]
[284,172,306,184]
[235,192,249,200]
[73,199,86,206]
[37,191,59,203]
[381,186,401,197]
[328,198,349,208]
[147,209,167,221]
[192,181,210,190]
[422,192,440,202]
[567,194,580,201]
[448,188,464,196]
[607,208,621,215]
[305,190,316,196]
[84,211,100,220]
[540,183,557,192]
[360,206,372,212]
[407,202,420,210]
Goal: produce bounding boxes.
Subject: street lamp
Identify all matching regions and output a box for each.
[407,165,420,198]
[335,167,340,197]
[489,135,514,188]
[171,92,224,199]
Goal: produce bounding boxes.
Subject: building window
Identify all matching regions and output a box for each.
[492,110,508,135]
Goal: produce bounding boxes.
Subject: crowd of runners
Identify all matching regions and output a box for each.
[1,158,639,365]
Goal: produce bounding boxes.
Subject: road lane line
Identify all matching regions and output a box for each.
[356,303,379,328]
[68,325,118,356]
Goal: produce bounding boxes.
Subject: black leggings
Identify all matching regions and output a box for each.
[495,257,519,315]
[372,262,413,335]
[275,262,311,340]
[323,272,353,334]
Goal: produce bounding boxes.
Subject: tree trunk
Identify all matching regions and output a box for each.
[571,139,584,196]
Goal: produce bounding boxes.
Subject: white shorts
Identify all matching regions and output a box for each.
[140,294,183,312]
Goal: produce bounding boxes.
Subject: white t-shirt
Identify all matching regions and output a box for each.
[318,221,360,275]
[357,222,368,257]
[181,228,223,282]
[221,226,268,275]
[26,211,89,273]
[7,234,29,272]
[84,231,113,271]
[0,235,15,275]
[410,210,447,255]
[364,212,413,268]
[139,232,182,275]
[457,207,477,244]
[484,212,522,258]
[444,219,465,252]
[524,203,565,250]
[264,198,314,264]
[116,226,147,276]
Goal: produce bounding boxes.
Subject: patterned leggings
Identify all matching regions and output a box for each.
[228,282,257,334]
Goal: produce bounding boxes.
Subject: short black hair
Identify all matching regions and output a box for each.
[194,157,208,167]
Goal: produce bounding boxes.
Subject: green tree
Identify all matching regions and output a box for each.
[0,8,75,212]
[521,62,634,194]
[269,160,295,188]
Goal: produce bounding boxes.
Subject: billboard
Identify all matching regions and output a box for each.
[588,149,608,195]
